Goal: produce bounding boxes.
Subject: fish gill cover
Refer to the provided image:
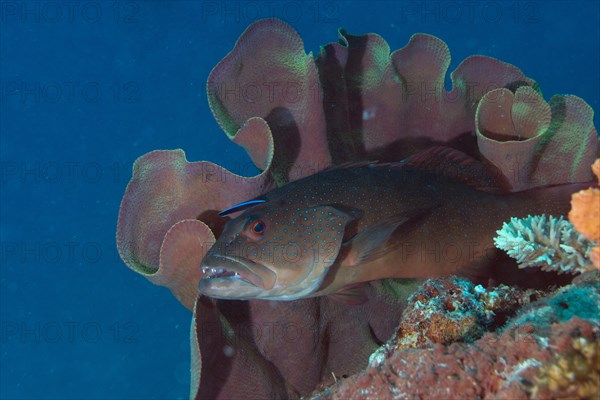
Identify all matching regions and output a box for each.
[114,19,598,399]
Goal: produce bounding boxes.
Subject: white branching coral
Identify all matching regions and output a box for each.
[494,214,596,274]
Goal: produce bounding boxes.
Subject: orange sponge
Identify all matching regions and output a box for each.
[569,159,600,268]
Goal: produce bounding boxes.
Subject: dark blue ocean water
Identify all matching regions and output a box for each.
[1,1,598,399]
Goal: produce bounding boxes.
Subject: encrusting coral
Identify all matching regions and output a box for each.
[494,214,596,274]
[531,336,600,399]
[569,158,600,269]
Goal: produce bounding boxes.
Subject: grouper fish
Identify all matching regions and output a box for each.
[199,147,590,302]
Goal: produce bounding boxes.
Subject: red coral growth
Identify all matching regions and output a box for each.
[310,273,600,400]
[311,318,598,400]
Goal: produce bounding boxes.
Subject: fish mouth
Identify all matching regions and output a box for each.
[199,254,276,294]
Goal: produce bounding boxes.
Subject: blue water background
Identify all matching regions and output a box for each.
[1,1,598,399]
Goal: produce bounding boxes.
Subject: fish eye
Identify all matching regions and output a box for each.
[253,221,265,233]
[245,218,266,239]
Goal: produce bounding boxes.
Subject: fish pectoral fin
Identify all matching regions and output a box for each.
[328,283,369,305]
[344,206,436,266]
[324,203,364,220]
[318,203,364,242]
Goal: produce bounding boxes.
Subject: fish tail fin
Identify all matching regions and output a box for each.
[463,181,596,289]
[460,250,573,290]
[510,181,596,217]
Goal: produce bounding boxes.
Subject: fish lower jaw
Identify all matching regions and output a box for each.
[198,275,267,300]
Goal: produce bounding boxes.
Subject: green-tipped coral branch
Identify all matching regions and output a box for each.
[494,214,596,274]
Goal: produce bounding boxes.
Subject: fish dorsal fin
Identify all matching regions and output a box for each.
[398,146,506,193]
[325,147,507,193]
[323,160,379,172]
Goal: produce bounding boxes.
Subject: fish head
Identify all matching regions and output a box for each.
[199,201,355,300]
